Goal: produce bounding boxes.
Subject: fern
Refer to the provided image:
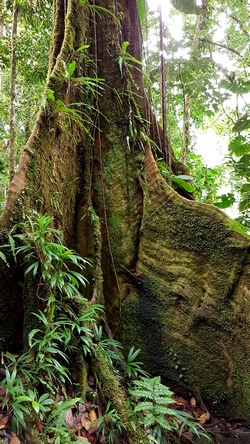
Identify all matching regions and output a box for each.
[129,376,210,443]
[130,376,174,403]
[44,398,82,444]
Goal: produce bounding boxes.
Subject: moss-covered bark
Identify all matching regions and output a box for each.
[122,145,250,419]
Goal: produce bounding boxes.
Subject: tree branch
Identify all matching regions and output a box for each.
[199,38,243,57]
[229,14,250,38]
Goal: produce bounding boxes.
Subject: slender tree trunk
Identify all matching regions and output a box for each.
[181,89,190,163]
[181,0,206,163]
[0,0,5,90]
[9,3,18,183]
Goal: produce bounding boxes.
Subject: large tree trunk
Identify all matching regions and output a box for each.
[1,0,250,435]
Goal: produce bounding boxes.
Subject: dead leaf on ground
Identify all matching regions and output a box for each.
[182,431,194,442]
[89,410,97,423]
[198,413,208,425]
[190,397,196,406]
[0,414,9,428]
[65,407,75,428]
[77,431,90,442]
[193,408,202,419]
[35,419,43,433]
[10,436,21,444]
[81,415,91,431]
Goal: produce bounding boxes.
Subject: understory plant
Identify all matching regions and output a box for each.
[129,376,210,444]
[0,213,211,443]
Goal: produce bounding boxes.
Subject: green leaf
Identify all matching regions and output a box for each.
[46,89,55,102]
[25,261,39,276]
[235,154,250,177]
[76,44,89,52]
[122,41,130,56]
[0,251,9,267]
[228,136,247,156]
[137,0,145,23]
[16,395,31,402]
[67,61,76,77]
[32,400,40,414]
[241,183,250,193]
[213,193,235,209]
[171,0,201,14]
[239,198,250,211]
[172,176,195,192]
[232,114,250,132]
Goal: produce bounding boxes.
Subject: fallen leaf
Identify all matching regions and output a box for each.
[0,414,9,428]
[81,417,91,431]
[197,413,208,425]
[35,419,43,433]
[182,431,193,442]
[173,396,187,406]
[10,436,21,444]
[205,411,210,421]
[77,431,90,442]
[193,408,201,419]
[190,397,196,406]
[89,410,97,423]
[65,408,75,428]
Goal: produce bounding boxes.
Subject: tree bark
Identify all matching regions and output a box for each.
[9,3,19,183]
[1,0,250,434]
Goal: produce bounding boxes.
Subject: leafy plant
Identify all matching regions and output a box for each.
[92,324,122,369]
[158,161,195,194]
[44,398,83,444]
[129,376,209,444]
[0,360,54,433]
[0,366,29,432]
[5,213,90,299]
[124,346,150,379]
[95,400,126,444]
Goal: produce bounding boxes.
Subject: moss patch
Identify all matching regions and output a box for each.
[122,145,250,420]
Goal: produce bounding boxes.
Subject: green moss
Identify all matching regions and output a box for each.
[121,150,250,420]
[92,349,147,444]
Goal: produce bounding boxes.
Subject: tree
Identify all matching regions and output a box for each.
[1,0,250,441]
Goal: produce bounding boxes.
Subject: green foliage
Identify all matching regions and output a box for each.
[158,161,195,193]
[228,136,250,157]
[187,153,224,204]
[213,193,236,209]
[95,400,126,444]
[5,213,90,297]
[92,324,122,368]
[232,114,250,133]
[136,0,146,24]
[44,398,84,444]
[124,346,150,379]
[0,354,54,433]
[129,377,210,444]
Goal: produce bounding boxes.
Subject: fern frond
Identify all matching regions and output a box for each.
[143,412,156,428]
[153,406,174,416]
[154,415,173,430]
[134,401,153,412]
[130,389,155,400]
